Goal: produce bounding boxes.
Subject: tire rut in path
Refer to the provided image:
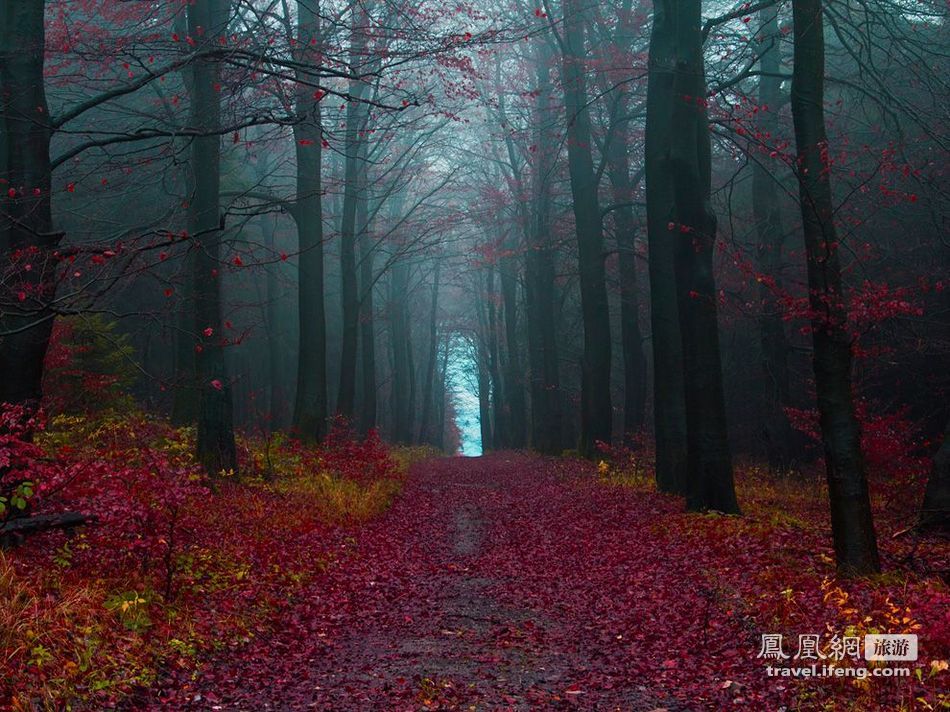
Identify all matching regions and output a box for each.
[152,455,692,711]
[391,489,571,706]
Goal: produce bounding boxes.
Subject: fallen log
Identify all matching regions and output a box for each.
[0,512,96,546]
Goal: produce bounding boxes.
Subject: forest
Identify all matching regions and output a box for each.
[0,0,948,709]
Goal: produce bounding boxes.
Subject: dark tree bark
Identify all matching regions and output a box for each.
[357,173,377,435]
[753,8,796,473]
[187,0,237,477]
[604,0,648,444]
[1,512,95,547]
[170,10,198,427]
[494,62,534,452]
[262,218,289,430]
[484,265,508,450]
[611,172,648,442]
[291,0,328,441]
[499,235,527,449]
[418,261,441,444]
[406,311,416,442]
[435,337,449,451]
[791,0,879,574]
[0,2,59,411]
[477,336,493,453]
[524,39,563,455]
[389,260,413,443]
[920,420,949,533]
[336,5,371,421]
[668,0,738,513]
[170,255,199,426]
[561,0,612,457]
[645,0,688,494]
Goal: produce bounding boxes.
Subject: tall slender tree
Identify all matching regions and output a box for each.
[669,0,738,512]
[524,39,563,455]
[791,0,879,574]
[484,264,507,450]
[646,0,738,511]
[753,8,796,473]
[645,0,688,494]
[0,2,58,411]
[418,260,442,444]
[605,0,648,441]
[498,231,526,449]
[187,0,238,476]
[291,0,329,441]
[389,258,414,443]
[358,154,377,434]
[920,420,949,533]
[337,2,372,420]
[561,0,612,457]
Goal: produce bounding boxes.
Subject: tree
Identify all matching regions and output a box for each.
[0,1,58,412]
[418,259,442,444]
[291,0,329,442]
[337,2,373,420]
[602,0,648,441]
[483,263,507,449]
[389,255,414,443]
[920,419,949,533]
[524,38,563,454]
[187,0,238,476]
[752,7,796,473]
[666,0,739,513]
[492,61,532,452]
[560,0,612,457]
[644,0,738,511]
[358,153,378,434]
[791,0,879,574]
[644,0,689,494]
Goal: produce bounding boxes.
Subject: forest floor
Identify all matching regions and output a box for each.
[144,453,948,711]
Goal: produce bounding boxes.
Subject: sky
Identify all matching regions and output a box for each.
[446,338,482,456]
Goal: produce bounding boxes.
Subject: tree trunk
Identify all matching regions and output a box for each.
[477,336,493,454]
[435,336,449,451]
[645,0,688,494]
[337,8,370,421]
[613,182,648,442]
[406,312,416,442]
[485,265,507,449]
[389,260,413,443]
[170,253,199,425]
[605,0,648,444]
[262,218,288,430]
[357,176,376,435]
[667,0,738,513]
[418,260,441,444]
[0,2,59,412]
[500,236,527,449]
[920,420,949,533]
[188,0,237,477]
[525,40,563,455]
[495,61,536,453]
[753,8,796,473]
[791,0,879,574]
[170,11,197,426]
[561,0,612,457]
[606,139,647,442]
[291,0,328,441]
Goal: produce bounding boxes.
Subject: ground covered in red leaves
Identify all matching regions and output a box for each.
[147,454,949,711]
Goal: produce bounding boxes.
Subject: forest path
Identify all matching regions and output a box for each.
[152,454,700,711]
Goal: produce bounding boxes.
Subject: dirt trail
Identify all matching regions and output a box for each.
[151,455,691,711]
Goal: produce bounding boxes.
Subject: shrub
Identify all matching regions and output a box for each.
[42,315,137,416]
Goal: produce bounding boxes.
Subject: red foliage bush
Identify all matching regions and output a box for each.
[0,408,404,709]
[320,421,401,484]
